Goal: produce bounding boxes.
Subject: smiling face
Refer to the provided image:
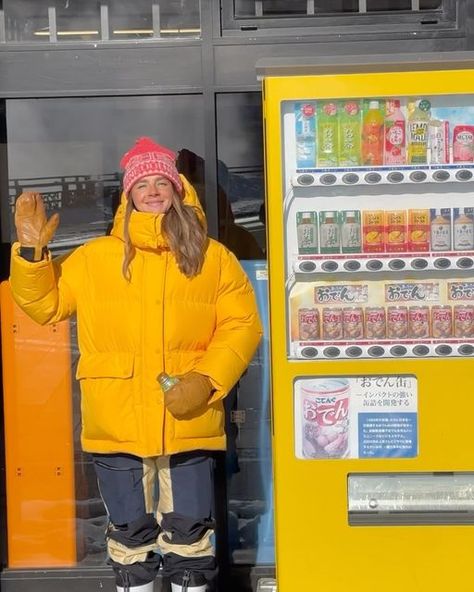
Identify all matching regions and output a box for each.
[130,175,175,214]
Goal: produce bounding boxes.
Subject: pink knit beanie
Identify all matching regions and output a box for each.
[120,137,183,195]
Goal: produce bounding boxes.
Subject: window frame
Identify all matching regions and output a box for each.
[220,0,459,38]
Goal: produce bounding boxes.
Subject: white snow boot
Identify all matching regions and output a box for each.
[117,582,154,592]
[171,570,207,592]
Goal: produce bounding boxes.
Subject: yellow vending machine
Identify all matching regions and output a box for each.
[259,54,474,591]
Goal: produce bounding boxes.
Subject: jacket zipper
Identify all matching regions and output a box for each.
[161,251,168,455]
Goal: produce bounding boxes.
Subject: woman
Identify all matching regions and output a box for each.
[10,137,262,592]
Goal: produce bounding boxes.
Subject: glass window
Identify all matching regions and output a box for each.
[6,96,204,251]
[2,0,201,43]
[216,92,266,260]
[216,92,274,566]
[233,0,441,17]
[3,94,205,566]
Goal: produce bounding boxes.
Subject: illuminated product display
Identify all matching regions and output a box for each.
[283,95,474,360]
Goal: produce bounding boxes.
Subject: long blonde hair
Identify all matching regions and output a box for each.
[122,192,208,280]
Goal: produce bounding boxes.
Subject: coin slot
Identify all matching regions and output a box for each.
[390,345,407,357]
[455,169,473,181]
[301,347,318,359]
[435,344,452,356]
[458,344,474,356]
[342,173,359,185]
[297,174,315,186]
[388,259,406,270]
[367,346,385,357]
[319,174,337,185]
[346,346,363,358]
[432,170,450,182]
[434,258,451,269]
[411,258,428,270]
[366,259,383,271]
[409,171,427,182]
[364,172,382,184]
[343,260,361,271]
[456,257,474,269]
[323,347,341,358]
[413,345,430,356]
[387,171,404,183]
[321,260,339,272]
[299,261,317,273]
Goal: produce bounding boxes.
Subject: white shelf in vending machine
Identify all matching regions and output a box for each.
[291,340,474,360]
[291,164,474,188]
[292,252,474,275]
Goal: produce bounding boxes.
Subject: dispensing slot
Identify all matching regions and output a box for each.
[348,472,474,525]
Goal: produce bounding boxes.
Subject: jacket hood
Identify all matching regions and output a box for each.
[110,174,205,249]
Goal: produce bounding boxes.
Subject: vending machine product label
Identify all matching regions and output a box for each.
[294,375,418,460]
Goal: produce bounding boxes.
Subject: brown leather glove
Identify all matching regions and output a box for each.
[14,192,60,261]
[164,372,213,419]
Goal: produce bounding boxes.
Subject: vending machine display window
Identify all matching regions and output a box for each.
[282,94,474,361]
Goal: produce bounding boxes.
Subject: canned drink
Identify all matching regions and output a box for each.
[365,306,386,339]
[431,305,452,339]
[454,305,474,338]
[322,307,343,340]
[343,306,364,340]
[387,306,408,339]
[298,308,320,340]
[408,305,430,339]
[301,378,350,459]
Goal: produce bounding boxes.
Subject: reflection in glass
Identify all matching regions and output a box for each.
[216,92,265,260]
[6,96,204,252]
[3,0,200,43]
[215,93,274,565]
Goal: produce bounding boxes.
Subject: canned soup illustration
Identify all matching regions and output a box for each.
[302,378,350,459]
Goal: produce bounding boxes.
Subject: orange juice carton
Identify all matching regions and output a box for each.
[408,209,430,252]
[385,210,407,252]
[453,125,474,163]
[363,210,384,253]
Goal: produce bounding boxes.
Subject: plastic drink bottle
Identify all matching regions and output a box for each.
[407,99,430,165]
[157,372,180,391]
[453,208,474,251]
[338,101,361,166]
[384,99,406,165]
[297,211,318,254]
[361,100,384,166]
[430,208,452,252]
[295,102,316,168]
[317,101,339,167]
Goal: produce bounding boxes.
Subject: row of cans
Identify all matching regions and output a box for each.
[298,304,474,341]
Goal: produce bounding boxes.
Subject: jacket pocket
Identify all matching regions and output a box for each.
[76,352,138,443]
[76,352,134,380]
[173,403,224,440]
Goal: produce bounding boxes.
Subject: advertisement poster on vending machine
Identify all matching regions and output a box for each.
[294,375,418,460]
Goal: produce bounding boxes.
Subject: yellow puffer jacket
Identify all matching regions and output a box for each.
[10,176,262,457]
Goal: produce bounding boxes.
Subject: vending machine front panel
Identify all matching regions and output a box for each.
[263,62,474,592]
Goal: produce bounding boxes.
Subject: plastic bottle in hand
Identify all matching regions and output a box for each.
[157,372,180,392]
